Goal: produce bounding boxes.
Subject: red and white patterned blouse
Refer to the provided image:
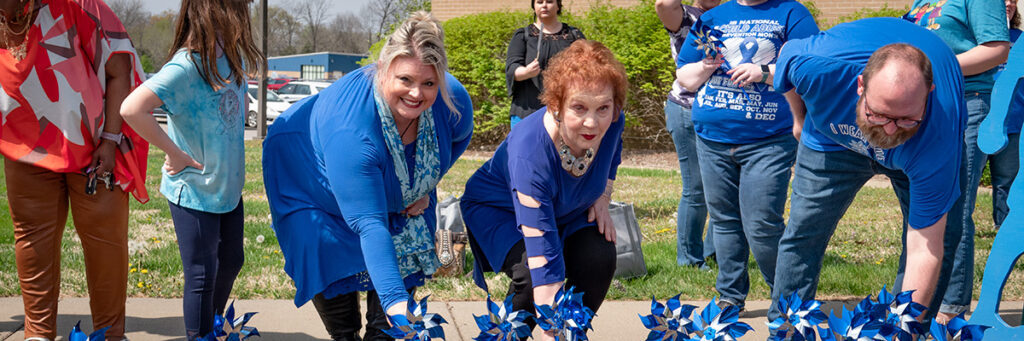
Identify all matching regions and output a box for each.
[0,0,149,202]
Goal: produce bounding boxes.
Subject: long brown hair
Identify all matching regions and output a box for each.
[167,0,263,89]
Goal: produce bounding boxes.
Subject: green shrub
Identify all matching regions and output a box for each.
[834,3,909,27]
[438,0,679,148]
[444,11,533,144]
[570,0,676,148]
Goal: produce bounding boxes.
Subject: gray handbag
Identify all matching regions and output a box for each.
[609,201,647,279]
[434,196,468,277]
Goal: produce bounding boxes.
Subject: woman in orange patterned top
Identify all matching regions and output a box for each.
[0,0,148,339]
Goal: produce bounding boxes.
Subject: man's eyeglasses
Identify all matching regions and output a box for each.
[863,99,923,128]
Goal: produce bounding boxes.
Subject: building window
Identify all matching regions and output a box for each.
[301,64,325,80]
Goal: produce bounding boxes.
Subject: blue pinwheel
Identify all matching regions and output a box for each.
[69,321,110,341]
[929,312,990,341]
[690,297,753,341]
[822,297,889,341]
[385,295,448,340]
[638,294,699,341]
[878,289,927,340]
[691,25,726,62]
[768,293,828,341]
[534,286,595,341]
[474,294,532,341]
[201,301,260,341]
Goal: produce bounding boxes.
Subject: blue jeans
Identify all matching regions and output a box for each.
[991,133,1020,228]
[942,92,989,315]
[696,133,796,306]
[169,199,246,340]
[769,144,965,321]
[665,100,714,266]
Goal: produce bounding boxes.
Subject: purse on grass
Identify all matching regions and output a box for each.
[434,196,468,277]
[610,201,648,279]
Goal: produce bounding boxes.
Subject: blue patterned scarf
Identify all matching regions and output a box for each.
[372,86,443,278]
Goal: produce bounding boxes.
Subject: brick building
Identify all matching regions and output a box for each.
[432,0,916,25]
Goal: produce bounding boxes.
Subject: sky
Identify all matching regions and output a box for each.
[140,0,373,17]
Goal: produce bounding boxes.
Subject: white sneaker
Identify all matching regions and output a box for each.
[25,337,52,341]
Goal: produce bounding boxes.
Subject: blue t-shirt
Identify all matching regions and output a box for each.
[906,0,1010,94]
[677,0,819,144]
[994,28,1024,134]
[262,65,474,309]
[460,109,623,287]
[774,17,966,229]
[143,50,246,213]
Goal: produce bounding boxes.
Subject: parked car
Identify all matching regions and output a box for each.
[275,80,331,103]
[245,85,292,127]
[267,77,293,91]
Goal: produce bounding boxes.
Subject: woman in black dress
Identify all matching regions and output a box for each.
[506,0,586,127]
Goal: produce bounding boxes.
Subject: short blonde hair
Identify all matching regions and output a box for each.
[374,11,460,116]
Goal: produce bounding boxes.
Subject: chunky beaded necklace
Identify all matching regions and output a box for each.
[0,0,34,61]
[558,138,594,177]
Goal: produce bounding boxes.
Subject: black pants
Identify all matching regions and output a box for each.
[311,288,416,341]
[500,227,617,331]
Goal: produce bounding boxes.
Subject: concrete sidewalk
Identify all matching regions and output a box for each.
[2,298,1022,340]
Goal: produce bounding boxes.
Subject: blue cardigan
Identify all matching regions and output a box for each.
[262,65,473,310]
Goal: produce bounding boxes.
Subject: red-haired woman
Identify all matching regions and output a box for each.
[462,40,626,341]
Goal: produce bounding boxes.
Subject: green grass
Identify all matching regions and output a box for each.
[0,141,1021,302]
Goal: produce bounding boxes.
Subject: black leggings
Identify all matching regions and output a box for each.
[500,227,617,330]
[168,199,245,340]
[311,288,416,341]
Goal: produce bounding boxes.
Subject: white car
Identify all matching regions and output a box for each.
[275,80,331,103]
[246,85,292,127]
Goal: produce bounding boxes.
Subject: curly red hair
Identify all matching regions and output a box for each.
[539,40,628,121]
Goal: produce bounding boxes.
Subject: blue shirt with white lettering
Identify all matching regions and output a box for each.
[774,17,966,229]
[677,0,818,144]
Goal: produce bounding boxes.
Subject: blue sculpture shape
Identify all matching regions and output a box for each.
[971,30,1024,339]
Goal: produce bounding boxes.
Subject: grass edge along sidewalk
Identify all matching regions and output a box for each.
[0,140,1019,303]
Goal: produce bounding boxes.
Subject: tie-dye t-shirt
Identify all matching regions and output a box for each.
[0,0,149,202]
[143,50,246,213]
[677,0,819,144]
[905,0,1009,93]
